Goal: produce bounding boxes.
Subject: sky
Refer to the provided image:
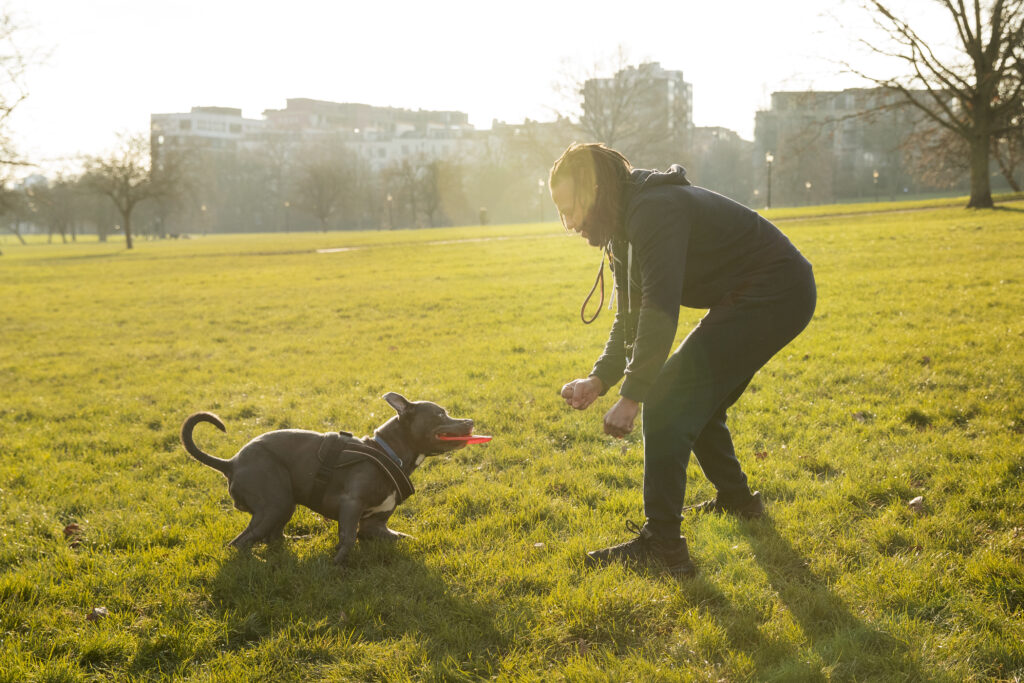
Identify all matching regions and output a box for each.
[5,0,951,174]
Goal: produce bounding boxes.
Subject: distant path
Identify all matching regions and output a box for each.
[316,232,564,254]
[771,198,1024,223]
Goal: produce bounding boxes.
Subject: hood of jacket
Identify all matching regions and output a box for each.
[629,164,692,192]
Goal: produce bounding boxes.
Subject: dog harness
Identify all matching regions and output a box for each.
[310,432,415,508]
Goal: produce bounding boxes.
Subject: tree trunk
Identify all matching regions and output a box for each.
[123,210,134,249]
[965,94,995,209]
[6,223,26,244]
[967,132,994,209]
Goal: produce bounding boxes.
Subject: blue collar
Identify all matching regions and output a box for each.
[373,435,403,467]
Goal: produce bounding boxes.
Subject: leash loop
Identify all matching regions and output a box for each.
[580,247,609,324]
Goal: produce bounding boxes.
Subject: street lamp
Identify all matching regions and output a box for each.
[200,204,207,236]
[765,152,774,209]
[872,169,879,203]
[386,193,394,230]
[804,181,812,206]
[538,178,546,222]
[284,200,291,233]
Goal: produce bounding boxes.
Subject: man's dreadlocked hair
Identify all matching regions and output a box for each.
[549,142,632,248]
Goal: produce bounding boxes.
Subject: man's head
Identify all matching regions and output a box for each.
[549,142,632,248]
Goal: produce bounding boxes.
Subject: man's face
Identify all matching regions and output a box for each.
[551,178,589,240]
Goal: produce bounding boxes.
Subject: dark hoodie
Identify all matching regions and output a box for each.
[591,165,813,402]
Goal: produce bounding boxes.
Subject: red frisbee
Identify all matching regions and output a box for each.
[438,434,493,444]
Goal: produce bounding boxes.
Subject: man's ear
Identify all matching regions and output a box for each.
[382,392,412,415]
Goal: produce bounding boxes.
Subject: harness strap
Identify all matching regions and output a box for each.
[310,433,415,507]
[310,432,343,507]
[345,439,415,503]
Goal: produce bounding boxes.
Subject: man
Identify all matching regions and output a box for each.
[551,143,816,577]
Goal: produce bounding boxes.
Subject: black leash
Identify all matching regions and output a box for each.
[581,247,610,324]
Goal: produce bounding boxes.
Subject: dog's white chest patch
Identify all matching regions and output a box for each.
[362,492,396,518]
[414,454,425,466]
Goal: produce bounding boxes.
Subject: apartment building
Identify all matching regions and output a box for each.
[581,61,694,166]
[753,88,935,204]
[150,106,266,158]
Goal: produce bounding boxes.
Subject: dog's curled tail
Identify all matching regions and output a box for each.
[181,412,233,475]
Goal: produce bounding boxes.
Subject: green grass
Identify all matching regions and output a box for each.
[1,198,1023,681]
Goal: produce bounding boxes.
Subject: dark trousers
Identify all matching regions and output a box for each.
[640,267,816,538]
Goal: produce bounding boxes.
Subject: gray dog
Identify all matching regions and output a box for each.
[180,392,474,564]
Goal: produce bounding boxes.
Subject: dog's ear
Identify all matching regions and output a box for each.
[382,392,412,415]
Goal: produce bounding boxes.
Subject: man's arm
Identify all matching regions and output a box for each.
[618,199,689,402]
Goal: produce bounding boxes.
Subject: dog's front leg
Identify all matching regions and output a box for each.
[333,497,363,565]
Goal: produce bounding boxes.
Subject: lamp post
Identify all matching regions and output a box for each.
[804,181,812,206]
[284,200,290,233]
[200,204,207,236]
[538,178,546,222]
[872,169,879,203]
[386,193,394,230]
[765,152,774,209]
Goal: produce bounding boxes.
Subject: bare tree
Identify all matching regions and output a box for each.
[854,0,1024,207]
[0,180,25,243]
[83,133,183,249]
[992,104,1024,190]
[30,174,79,243]
[293,140,358,231]
[901,120,971,189]
[551,48,691,166]
[382,159,419,229]
[0,10,31,168]
[0,10,36,239]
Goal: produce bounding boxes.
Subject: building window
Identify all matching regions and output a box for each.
[229,124,241,133]
[179,120,192,130]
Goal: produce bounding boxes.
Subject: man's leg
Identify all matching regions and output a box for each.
[641,329,756,538]
[642,275,817,535]
[691,377,754,507]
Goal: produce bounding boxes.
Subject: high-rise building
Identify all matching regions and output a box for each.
[581,62,693,166]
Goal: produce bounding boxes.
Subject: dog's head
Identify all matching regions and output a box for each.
[382,392,475,454]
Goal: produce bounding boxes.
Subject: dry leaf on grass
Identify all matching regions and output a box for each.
[63,523,84,548]
[86,607,108,623]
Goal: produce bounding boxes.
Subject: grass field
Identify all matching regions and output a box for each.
[1,198,1023,681]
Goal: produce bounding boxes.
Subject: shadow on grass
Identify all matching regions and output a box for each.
[737,519,924,680]
[194,538,505,678]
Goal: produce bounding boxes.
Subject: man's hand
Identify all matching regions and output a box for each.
[560,376,604,410]
[603,397,639,438]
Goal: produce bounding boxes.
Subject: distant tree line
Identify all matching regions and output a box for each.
[1,3,1021,249]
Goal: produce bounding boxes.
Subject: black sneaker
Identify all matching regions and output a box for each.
[689,490,765,519]
[584,520,696,577]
